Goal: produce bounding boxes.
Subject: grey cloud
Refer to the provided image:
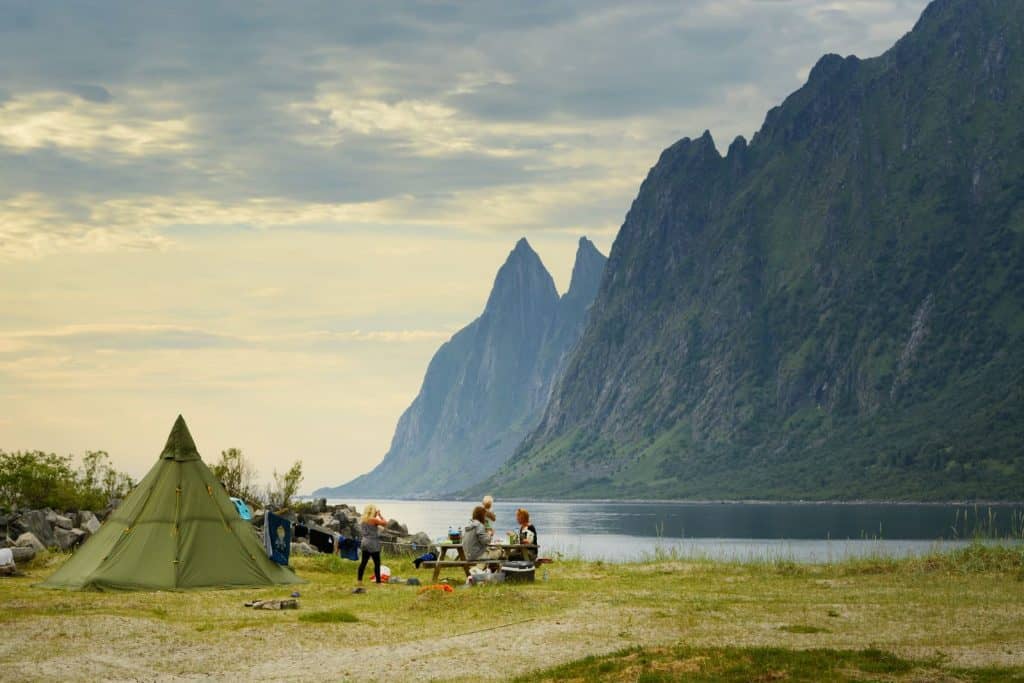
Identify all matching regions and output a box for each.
[66,84,112,103]
[0,0,931,247]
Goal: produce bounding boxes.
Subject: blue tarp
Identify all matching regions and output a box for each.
[337,535,360,561]
[263,511,292,565]
[230,497,252,521]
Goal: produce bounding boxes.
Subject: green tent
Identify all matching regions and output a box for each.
[39,416,304,591]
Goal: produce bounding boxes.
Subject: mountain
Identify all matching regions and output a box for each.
[479,0,1024,501]
[316,237,607,498]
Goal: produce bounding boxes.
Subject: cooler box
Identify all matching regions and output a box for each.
[501,560,535,583]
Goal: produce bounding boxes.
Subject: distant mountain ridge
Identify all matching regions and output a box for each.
[315,237,606,498]
[473,0,1024,501]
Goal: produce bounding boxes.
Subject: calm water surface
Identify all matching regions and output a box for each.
[332,499,1023,563]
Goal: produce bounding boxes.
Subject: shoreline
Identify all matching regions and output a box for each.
[315,495,1024,507]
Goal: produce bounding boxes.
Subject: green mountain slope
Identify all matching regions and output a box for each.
[479,0,1024,501]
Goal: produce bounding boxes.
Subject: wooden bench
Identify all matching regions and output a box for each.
[419,559,498,582]
[419,556,555,582]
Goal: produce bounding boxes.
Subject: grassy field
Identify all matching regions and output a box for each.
[0,544,1022,681]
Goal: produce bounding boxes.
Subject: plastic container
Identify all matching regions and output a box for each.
[501,561,535,583]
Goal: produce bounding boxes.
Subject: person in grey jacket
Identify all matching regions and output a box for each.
[463,505,501,562]
[357,504,388,584]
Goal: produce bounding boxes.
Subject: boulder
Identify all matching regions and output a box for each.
[51,514,74,530]
[336,506,359,522]
[386,519,408,536]
[54,527,85,551]
[15,532,46,553]
[101,498,123,520]
[81,515,101,536]
[290,541,318,557]
[78,510,97,527]
[10,546,36,563]
[19,510,56,548]
[410,532,432,550]
[6,516,27,539]
[312,497,327,513]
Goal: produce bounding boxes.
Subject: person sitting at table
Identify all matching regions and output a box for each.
[512,507,538,561]
[463,505,501,563]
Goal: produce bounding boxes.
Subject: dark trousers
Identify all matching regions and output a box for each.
[358,550,381,582]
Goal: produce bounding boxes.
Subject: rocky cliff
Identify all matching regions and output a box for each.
[480,0,1024,501]
[317,237,606,498]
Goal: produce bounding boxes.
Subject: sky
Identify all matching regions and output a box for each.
[0,0,930,492]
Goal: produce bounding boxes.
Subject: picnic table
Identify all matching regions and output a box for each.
[420,542,538,582]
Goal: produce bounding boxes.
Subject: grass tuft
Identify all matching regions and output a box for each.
[779,624,829,634]
[519,645,1024,682]
[298,609,359,624]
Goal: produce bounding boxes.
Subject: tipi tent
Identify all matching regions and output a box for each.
[40,416,304,591]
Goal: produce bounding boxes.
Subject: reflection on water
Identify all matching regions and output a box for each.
[333,499,1023,563]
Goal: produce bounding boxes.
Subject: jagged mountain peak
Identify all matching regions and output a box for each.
[565,236,608,306]
[485,237,559,315]
[316,236,607,499]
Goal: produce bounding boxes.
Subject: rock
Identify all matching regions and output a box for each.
[19,510,56,548]
[52,514,74,530]
[101,498,123,520]
[290,541,318,557]
[410,532,432,550]
[386,519,408,536]
[15,532,46,553]
[312,498,327,513]
[11,546,36,563]
[7,516,27,538]
[81,515,101,536]
[54,527,85,550]
[78,510,97,527]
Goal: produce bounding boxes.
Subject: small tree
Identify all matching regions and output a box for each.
[210,448,261,504]
[0,450,133,510]
[0,450,74,509]
[75,451,134,509]
[266,461,303,509]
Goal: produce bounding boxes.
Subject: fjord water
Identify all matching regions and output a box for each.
[335,499,1023,563]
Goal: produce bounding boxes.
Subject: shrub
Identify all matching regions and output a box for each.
[0,450,133,510]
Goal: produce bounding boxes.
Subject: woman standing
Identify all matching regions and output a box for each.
[357,504,388,585]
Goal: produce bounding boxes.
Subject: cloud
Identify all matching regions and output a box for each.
[4,323,454,354]
[65,84,113,103]
[0,91,190,156]
[0,1,929,261]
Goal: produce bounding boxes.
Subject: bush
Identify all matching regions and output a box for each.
[0,450,133,510]
[266,461,303,509]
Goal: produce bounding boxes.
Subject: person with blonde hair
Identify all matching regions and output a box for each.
[357,504,388,585]
[481,494,497,537]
